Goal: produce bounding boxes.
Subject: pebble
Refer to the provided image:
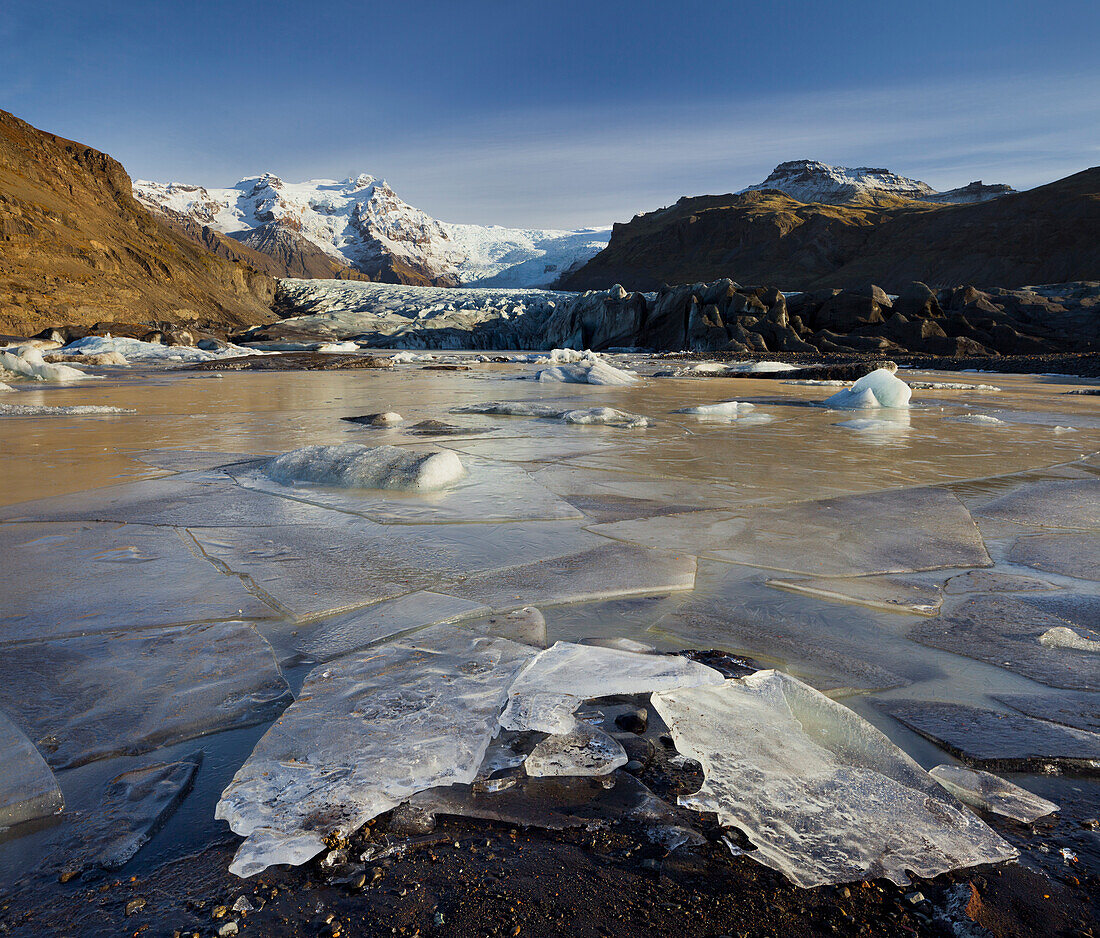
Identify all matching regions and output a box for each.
[615,708,648,734]
[232,896,255,913]
[624,760,643,773]
[125,898,146,916]
[217,922,239,937]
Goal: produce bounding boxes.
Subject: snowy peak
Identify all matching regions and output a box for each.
[133,175,609,288]
[741,160,1013,205]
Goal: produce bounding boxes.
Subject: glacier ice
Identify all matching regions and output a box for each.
[216,630,536,877]
[822,368,912,409]
[524,724,628,778]
[58,335,258,363]
[265,443,465,492]
[0,711,63,833]
[559,407,650,428]
[537,358,638,386]
[0,622,291,769]
[673,400,755,418]
[928,764,1058,822]
[0,345,89,382]
[652,671,1016,887]
[296,592,491,661]
[499,641,723,734]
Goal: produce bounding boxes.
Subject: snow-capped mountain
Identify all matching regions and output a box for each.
[133,174,610,288]
[741,160,1013,205]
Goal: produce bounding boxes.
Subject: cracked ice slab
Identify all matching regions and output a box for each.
[972,479,1100,531]
[499,641,723,734]
[766,574,943,616]
[909,595,1100,692]
[590,487,991,577]
[1007,533,1100,582]
[0,623,291,770]
[652,672,1016,888]
[928,765,1058,823]
[992,692,1100,734]
[216,630,536,877]
[0,711,63,833]
[0,522,273,642]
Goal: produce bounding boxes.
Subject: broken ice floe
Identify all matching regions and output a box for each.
[558,407,650,428]
[766,574,943,616]
[928,764,1058,822]
[0,623,291,770]
[499,641,724,734]
[992,692,1100,734]
[1007,532,1100,582]
[486,606,548,648]
[972,479,1100,530]
[0,345,89,382]
[0,711,63,833]
[822,368,911,409]
[265,443,465,492]
[591,486,990,577]
[523,724,628,778]
[536,357,638,385]
[0,403,136,417]
[652,671,1016,887]
[453,401,567,418]
[216,631,536,877]
[57,335,258,363]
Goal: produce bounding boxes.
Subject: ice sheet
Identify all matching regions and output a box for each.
[652,672,1015,887]
[0,522,273,641]
[972,479,1100,530]
[591,486,991,576]
[0,623,291,769]
[1008,533,1100,582]
[928,764,1059,822]
[216,631,535,877]
[0,711,63,833]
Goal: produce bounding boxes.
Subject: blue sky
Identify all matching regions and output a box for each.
[3,0,1098,227]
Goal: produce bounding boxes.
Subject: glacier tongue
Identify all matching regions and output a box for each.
[216,630,536,877]
[651,671,1017,888]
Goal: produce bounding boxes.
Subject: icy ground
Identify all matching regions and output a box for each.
[0,355,1098,895]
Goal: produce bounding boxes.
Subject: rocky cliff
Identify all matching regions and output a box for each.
[561,168,1099,293]
[0,109,276,336]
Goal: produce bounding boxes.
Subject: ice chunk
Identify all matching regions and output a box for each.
[0,345,88,381]
[0,382,12,392]
[948,414,1006,426]
[1008,532,1100,582]
[499,641,723,734]
[524,724,628,778]
[878,700,1100,772]
[652,672,1016,887]
[265,443,465,492]
[579,637,656,654]
[316,341,361,352]
[58,335,258,363]
[673,400,755,417]
[59,753,202,873]
[1040,626,1100,652]
[453,401,567,418]
[0,711,63,833]
[296,592,490,661]
[342,411,403,427]
[486,606,547,647]
[973,479,1100,530]
[592,486,990,577]
[0,403,135,417]
[909,595,1100,691]
[823,368,911,409]
[0,623,291,770]
[216,631,536,877]
[537,358,638,385]
[928,765,1058,822]
[558,407,650,428]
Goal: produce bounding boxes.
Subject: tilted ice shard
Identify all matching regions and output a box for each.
[651,671,1017,888]
[265,443,465,492]
[0,710,63,832]
[216,630,536,877]
[500,642,723,734]
[928,764,1059,823]
[524,724,628,778]
[823,368,912,409]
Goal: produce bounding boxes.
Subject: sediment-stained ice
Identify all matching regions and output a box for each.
[766,574,943,615]
[0,623,291,769]
[59,753,202,873]
[877,701,1100,771]
[592,486,990,577]
[823,369,911,409]
[266,443,465,492]
[972,479,1100,530]
[652,672,1017,887]
[499,641,723,734]
[537,358,638,386]
[1007,533,1100,582]
[450,542,697,612]
[992,692,1100,734]
[0,522,273,641]
[216,631,536,877]
[928,764,1059,822]
[558,407,650,428]
[524,724,628,778]
[296,592,490,661]
[909,595,1100,691]
[0,711,63,833]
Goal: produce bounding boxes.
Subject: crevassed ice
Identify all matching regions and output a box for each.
[216,630,536,877]
[823,368,912,409]
[524,724,627,778]
[265,443,465,492]
[651,671,1016,888]
[499,641,723,734]
[928,764,1059,823]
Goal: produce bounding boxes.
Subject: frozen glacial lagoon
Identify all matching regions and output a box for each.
[0,354,1098,891]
